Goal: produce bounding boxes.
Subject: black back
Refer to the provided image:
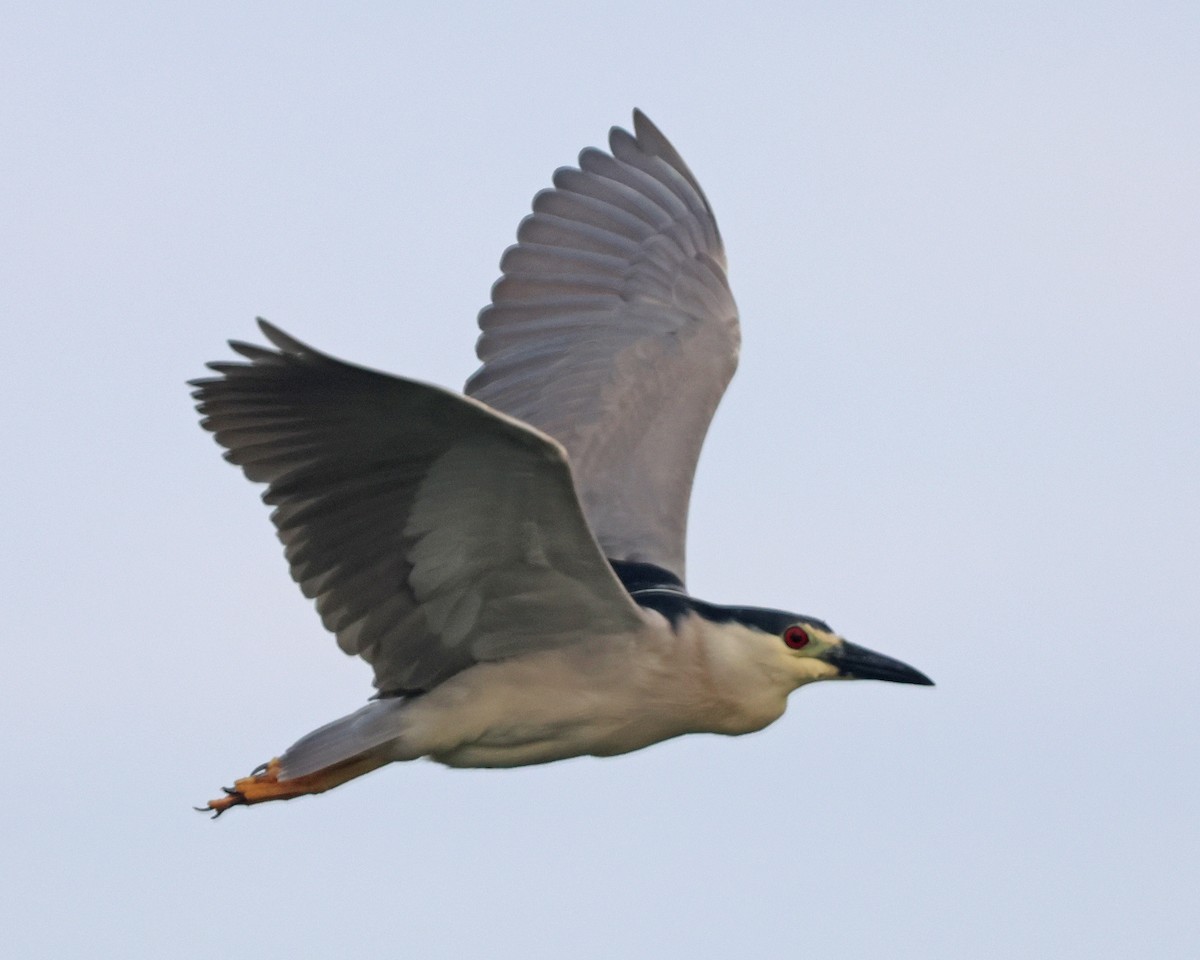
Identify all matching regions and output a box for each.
[609,559,831,634]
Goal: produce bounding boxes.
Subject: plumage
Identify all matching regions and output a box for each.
[192,111,932,816]
[468,110,739,583]
[192,322,644,696]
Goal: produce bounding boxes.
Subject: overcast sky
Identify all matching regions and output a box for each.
[3,2,1197,958]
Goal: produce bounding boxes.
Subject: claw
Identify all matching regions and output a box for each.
[199,758,285,817]
[199,751,388,817]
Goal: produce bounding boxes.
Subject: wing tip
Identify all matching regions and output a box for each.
[255,317,311,356]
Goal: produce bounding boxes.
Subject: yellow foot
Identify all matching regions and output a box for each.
[199,752,389,817]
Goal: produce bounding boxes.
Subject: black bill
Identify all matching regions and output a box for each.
[830,640,934,686]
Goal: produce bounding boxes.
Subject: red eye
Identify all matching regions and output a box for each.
[784,626,810,649]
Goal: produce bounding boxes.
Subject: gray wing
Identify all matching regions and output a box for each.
[191,321,645,695]
[466,110,740,584]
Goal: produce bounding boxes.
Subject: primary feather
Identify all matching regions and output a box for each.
[467,109,739,583]
[191,321,643,696]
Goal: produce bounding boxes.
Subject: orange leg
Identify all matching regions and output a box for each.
[200,752,388,817]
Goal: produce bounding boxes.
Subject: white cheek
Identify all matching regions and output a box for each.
[790,658,840,685]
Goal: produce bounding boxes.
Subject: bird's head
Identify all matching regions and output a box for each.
[667,602,934,734]
[633,587,934,695]
[770,616,934,688]
[696,603,934,690]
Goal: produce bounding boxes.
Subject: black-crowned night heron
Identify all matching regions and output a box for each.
[192,110,932,815]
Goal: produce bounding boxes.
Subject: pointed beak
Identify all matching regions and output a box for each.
[828,640,934,686]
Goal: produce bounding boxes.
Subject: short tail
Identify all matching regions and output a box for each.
[277,698,412,779]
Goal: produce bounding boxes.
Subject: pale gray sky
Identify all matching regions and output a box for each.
[3,2,1197,958]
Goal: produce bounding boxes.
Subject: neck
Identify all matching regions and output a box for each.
[672,611,797,735]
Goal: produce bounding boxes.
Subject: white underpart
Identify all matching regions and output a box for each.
[279,611,834,778]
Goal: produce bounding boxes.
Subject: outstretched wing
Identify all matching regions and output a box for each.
[191,321,645,695]
[466,110,740,584]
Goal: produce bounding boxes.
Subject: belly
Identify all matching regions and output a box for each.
[406,646,699,768]
[430,710,684,768]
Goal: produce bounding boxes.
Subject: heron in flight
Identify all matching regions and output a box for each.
[192,110,932,815]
